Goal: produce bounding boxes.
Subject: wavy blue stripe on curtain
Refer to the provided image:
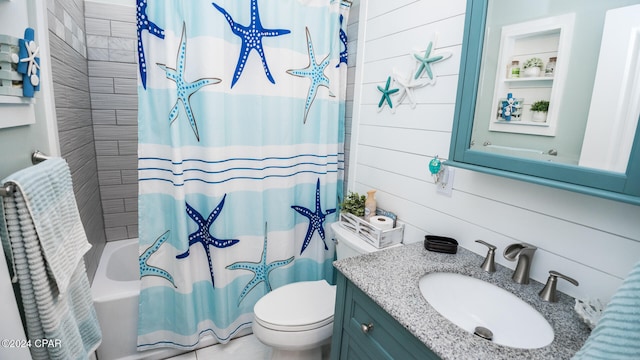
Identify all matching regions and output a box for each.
[137,0,349,350]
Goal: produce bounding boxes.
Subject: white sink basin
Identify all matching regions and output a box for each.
[419,272,554,349]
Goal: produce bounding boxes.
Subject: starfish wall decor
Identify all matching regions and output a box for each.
[176,195,240,288]
[376,76,399,111]
[157,24,221,141]
[136,0,165,90]
[226,223,294,305]
[412,37,452,83]
[17,28,40,97]
[139,230,176,287]
[212,0,291,88]
[287,28,335,124]
[291,178,336,255]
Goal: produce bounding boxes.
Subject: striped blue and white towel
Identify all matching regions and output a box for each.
[0,158,101,360]
[573,259,640,359]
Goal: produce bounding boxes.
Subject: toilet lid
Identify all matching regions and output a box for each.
[254,280,336,331]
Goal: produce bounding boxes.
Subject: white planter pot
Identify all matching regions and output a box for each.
[531,111,547,122]
[523,67,541,77]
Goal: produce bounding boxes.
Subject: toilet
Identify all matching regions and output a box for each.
[252,221,402,360]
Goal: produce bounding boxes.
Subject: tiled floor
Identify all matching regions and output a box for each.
[164,334,271,360]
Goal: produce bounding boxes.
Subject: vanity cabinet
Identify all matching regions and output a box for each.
[330,272,440,360]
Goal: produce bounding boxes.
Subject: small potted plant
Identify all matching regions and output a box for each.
[339,192,366,217]
[523,57,544,77]
[530,100,549,122]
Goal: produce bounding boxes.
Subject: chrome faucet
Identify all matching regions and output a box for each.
[503,243,537,284]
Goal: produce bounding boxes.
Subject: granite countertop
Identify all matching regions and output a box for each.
[333,242,592,360]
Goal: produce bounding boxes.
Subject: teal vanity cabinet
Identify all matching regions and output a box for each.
[330,272,440,360]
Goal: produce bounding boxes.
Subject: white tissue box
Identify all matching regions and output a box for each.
[339,212,404,248]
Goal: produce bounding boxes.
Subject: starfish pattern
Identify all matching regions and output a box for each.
[176,195,240,288]
[336,14,348,68]
[136,0,164,89]
[413,40,449,81]
[377,76,399,110]
[139,230,176,287]
[226,223,294,305]
[287,27,335,124]
[212,0,291,88]
[157,24,221,141]
[291,178,336,255]
[392,68,429,109]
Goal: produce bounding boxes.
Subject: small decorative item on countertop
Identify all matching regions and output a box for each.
[364,189,377,221]
[424,235,458,254]
[574,298,605,330]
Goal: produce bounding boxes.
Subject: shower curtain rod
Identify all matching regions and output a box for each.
[0,150,52,197]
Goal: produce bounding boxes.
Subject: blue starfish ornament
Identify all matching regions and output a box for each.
[226,223,294,305]
[336,15,348,68]
[157,24,221,141]
[413,39,451,81]
[291,179,336,255]
[377,76,399,110]
[139,230,176,287]
[212,0,291,88]
[136,0,164,89]
[287,27,335,124]
[176,195,240,288]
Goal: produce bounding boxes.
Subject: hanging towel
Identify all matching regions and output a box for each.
[572,259,640,360]
[0,157,102,360]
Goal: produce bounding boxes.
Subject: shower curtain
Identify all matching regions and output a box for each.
[136,0,350,350]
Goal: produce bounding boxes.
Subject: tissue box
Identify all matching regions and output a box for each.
[339,212,404,248]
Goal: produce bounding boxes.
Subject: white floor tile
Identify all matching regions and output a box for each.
[195,334,271,360]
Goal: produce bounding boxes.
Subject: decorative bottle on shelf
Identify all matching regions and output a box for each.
[509,60,520,78]
[364,190,376,222]
[545,57,556,77]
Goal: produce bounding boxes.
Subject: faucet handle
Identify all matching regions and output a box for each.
[539,270,579,302]
[475,240,496,273]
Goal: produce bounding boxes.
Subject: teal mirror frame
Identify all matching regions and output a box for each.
[448,0,640,205]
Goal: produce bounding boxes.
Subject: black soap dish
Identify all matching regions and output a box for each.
[424,235,458,254]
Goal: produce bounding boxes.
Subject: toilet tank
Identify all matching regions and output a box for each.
[331,222,400,260]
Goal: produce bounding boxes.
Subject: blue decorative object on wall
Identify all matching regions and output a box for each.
[226,223,294,305]
[287,27,335,124]
[157,24,221,141]
[377,76,399,110]
[176,195,240,288]
[17,28,40,97]
[137,0,165,90]
[212,0,291,88]
[499,93,523,121]
[291,178,336,255]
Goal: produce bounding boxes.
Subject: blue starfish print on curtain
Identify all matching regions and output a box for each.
[291,179,336,255]
[176,195,240,288]
[136,0,164,89]
[287,27,335,124]
[336,14,348,68]
[212,0,291,88]
[139,230,176,287]
[157,24,221,141]
[226,223,294,305]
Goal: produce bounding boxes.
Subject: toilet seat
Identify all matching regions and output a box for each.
[253,280,336,332]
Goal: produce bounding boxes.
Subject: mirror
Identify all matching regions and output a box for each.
[449,0,640,204]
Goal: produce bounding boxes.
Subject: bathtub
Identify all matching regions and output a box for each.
[91,239,250,360]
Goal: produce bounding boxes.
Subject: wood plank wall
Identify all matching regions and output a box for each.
[347,0,640,301]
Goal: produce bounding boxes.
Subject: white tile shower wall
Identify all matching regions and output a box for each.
[47,0,106,281]
[85,1,138,241]
[348,0,640,302]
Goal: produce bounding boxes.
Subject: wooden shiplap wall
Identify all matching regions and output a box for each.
[47,0,106,281]
[348,0,640,301]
